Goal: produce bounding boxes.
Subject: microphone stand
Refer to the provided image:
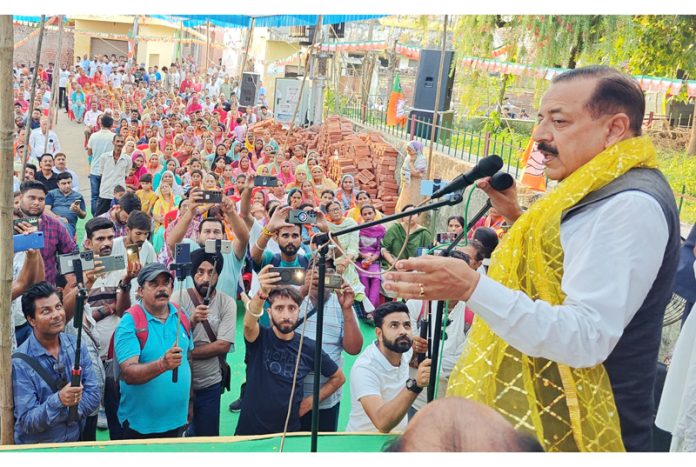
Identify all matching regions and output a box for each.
[426,198,492,402]
[68,259,87,423]
[309,193,464,452]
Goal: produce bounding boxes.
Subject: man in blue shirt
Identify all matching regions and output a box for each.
[165,188,249,299]
[114,263,193,439]
[45,172,86,238]
[12,282,100,444]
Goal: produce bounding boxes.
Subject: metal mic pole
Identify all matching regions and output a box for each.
[310,241,328,453]
[427,199,493,401]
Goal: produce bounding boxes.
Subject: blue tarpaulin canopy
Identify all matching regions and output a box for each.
[150,15,384,29]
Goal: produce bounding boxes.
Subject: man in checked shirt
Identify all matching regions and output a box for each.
[15,180,76,285]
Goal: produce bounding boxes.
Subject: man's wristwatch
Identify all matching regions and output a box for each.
[118,280,131,292]
[406,378,423,394]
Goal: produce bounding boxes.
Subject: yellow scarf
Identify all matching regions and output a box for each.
[446,136,658,452]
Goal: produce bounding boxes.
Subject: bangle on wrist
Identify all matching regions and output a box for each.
[158,357,166,373]
[245,300,263,319]
[261,226,274,238]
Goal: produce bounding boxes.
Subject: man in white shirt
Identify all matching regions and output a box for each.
[28,117,61,160]
[384,66,681,452]
[94,133,132,216]
[346,302,431,433]
[87,114,114,214]
[111,210,157,303]
[83,101,103,146]
[58,65,70,112]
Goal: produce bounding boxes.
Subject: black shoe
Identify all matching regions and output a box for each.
[228,398,242,412]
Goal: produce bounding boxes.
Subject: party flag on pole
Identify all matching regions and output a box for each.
[520,129,547,192]
[387,72,407,127]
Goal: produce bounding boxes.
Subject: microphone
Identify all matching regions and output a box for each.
[489,172,514,191]
[430,155,503,199]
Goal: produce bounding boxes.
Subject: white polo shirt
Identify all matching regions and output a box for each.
[346,341,412,433]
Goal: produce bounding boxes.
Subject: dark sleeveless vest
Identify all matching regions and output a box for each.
[561,168,680,452]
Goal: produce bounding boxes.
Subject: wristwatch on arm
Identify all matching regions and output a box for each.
[406,378,422,394]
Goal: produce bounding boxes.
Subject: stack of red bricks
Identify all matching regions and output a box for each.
[255,115,402,214]
[365,132,399,214]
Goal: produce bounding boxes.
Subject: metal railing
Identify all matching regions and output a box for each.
[336,98,527,177]
[335,98,696,223]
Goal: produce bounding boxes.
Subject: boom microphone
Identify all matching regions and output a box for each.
[430,155,504,199]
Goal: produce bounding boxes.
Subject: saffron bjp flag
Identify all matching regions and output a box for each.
[386,73,407,127]
[520,129,547,192]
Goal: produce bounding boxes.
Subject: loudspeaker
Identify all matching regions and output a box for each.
[413,49,455,112]
[239,72,260,107]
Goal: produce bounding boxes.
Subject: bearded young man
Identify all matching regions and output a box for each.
[384,66,680,452]
[235,268,345,436]
[346,301,431,433]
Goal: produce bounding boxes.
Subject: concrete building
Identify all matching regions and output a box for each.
[72,15,180,68]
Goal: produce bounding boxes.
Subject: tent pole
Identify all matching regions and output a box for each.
[0,14,17,445]
[237,17,255,99]
[49,16,65,132]
[205,20,210,69]
[21,14,47,181]
[426,14,448,179]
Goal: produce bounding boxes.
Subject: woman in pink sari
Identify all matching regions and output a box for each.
[233,154,256,178]
[277,160,295,187]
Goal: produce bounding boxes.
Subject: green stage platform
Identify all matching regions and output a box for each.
[0,433,394,453]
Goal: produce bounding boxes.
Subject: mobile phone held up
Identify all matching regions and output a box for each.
[324,274,342,289]
[126,244,140,268]
[205,239,233,254]
[271,267,306,286]
[174,242,192,264]
[13,231,45,253]
[202,190,223,204]
[97,254,127,274]
[254,175,278,187]
[436,232,457,244]
[58,251,96,275]
[288,209,317,225]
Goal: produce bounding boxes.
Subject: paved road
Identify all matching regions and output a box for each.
[52,109,92,210]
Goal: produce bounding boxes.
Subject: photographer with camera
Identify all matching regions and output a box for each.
[295,264,363,432]
[111,210,158,302]
[16,180,76,286]
[178,249,236,437]
[113,264,193,439]
[12,282,100,444]
[10,219,46,349]
[165,187,250,299]
[250,205,329,272]
[235,265,345,436]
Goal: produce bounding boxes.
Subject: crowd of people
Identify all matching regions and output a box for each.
[8,54,507,447]
[7,56,695,453]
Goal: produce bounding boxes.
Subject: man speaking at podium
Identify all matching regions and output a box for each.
[384,66,680,452]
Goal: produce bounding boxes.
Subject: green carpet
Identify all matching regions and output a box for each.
[4,433,394,453]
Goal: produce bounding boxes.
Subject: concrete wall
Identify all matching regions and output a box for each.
[73,19,131,61]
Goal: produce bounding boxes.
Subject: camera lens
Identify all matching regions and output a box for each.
[297,211,308,223]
